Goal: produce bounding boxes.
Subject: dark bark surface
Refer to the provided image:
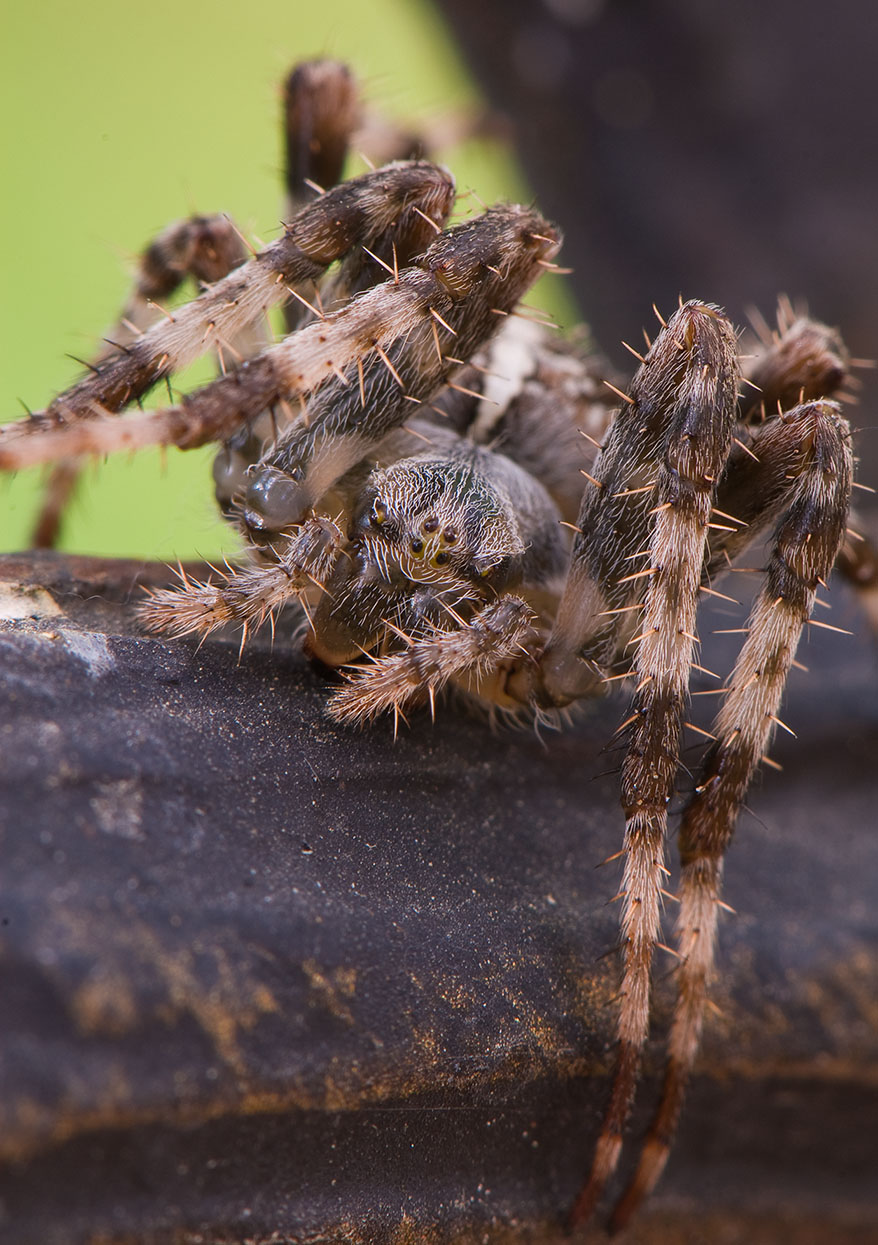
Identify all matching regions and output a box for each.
[1,552,877,1244]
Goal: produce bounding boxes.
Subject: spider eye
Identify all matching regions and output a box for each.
[443,527,457,545]
[410,537,424,556]
[371,499,387,526]
[433,551,449,566]
[422,516,439,533]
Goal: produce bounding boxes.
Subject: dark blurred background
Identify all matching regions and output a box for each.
[440,0,878,494]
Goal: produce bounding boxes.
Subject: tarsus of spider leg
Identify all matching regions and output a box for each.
[138,516,344,639]
[31,214,257,548]
[327,596,535,725]
[0,205,559,475]
[8,162,455,436]
[609,400,852,1232]
[567,303,739,1230]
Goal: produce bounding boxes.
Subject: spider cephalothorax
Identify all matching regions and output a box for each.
[303,429,567,669]
[0,58,867,1234]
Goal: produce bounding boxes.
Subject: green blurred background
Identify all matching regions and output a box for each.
[0,0,573,560]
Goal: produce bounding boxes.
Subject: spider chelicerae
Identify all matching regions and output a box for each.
[0,59,868,1233]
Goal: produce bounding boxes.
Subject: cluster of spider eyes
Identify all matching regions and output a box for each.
[370,499,459,566]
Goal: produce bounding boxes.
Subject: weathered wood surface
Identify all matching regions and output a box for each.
[1,552,877,1244]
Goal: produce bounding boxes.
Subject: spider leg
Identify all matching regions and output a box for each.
[545,302,740,1229]
[3,161,454,438]
[326,595,535,725]
[724,310,877,629]
[0,207,559,476]
[138,516,344,640]
[705,403,851,574]
[610,399,853,1230]
[537,307,733,710]
[281,60,358,334]
[739,309,849,423]
[212,107,445,514]
[32,215,257,548]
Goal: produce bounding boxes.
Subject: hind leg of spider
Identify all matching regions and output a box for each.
[32,214,256,548]
[609,399,853,1231]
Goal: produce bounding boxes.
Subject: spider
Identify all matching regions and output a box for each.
[0,59,867,1234]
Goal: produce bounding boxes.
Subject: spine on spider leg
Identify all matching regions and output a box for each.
[138,516,344,640]
[6,161,454,433]
[570,303,739,1229]
[327,596,535,725]
[0,206,559,473]
[609,400,853,1231]
[32,216,255,549]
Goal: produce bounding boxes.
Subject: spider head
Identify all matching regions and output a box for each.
[358,455,526,587]
[304,452,527,667]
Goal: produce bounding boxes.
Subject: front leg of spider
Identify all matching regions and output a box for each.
[608,397,853,1231]
[0,160,455,463]
[536,302,740,1228]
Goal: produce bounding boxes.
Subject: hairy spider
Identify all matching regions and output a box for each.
[0,59,867,1233]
